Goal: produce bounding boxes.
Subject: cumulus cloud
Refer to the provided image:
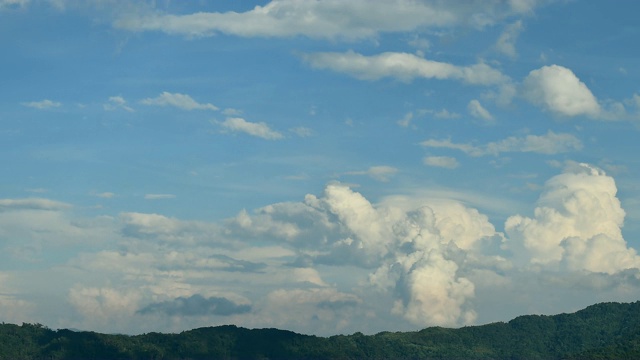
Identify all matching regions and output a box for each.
[421,130,582,156]
[21,99,61,109]
[218,117,284,140]
[522,65,601,118]
[103,96,134,112]
[303,51,509,85]
[309,185,394,266]
[138,294,251,316]
[505,163,640,274]
[5,162,640,334]
[235,184,502,327]
[140,91,218,111]
[345,165,398,182]
[467,99,494,122]
[366,201,498,326]
[423,156,459,169]
[389,250,477,326]
[113,0,543,40]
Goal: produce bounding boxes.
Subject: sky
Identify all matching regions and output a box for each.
[1,0,640,336]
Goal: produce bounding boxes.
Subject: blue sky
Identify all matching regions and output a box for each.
[1,0,640,336]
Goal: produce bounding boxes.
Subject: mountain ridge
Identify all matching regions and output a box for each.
[1,300,639,359]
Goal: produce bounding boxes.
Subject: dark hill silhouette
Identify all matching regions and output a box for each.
[1,301,639,359]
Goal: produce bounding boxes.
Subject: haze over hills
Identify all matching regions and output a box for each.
[1,301,639,359]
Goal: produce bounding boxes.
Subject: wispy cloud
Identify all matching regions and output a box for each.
[140,91,218,111]
[494,20,523,58]
[421,131,583,156]
[113,0,542,40]
[289,127,313,137]
[21,99,61,109]
[218,117,284,140]
[345,166,398,182]
[302,51,509,85]
[144,194,176,200]
[397,112,413,127]
[467,99,494,123]
[423,156,459,169]
[0,198,71,211]
[103,96,134,112]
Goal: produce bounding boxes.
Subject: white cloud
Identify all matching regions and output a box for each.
[302,51,509,85]
[103,96,134,112]
[345,166,398,182]
[144,194,176,200]
[21,99,61,109]
[505,163,640,274]
[467,99,494,122]
[235,184,501,327]
[218,117,284,140]
[494,20,523,58]
[389,250,477,326]
[113,0,542,40]
[522,65,601,117]
[421,130,582,156]
[423,156,459,169]
[140,91,218,111]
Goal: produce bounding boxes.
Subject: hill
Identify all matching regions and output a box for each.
[1,301,639,359]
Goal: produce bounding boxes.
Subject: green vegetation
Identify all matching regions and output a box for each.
[1,301,639,359]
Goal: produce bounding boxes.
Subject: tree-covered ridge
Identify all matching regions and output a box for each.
[1,301,639,359]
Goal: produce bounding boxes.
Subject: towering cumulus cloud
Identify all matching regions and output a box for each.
[505,163,640,274]
[250,184,502,327]
[232,164,640,328]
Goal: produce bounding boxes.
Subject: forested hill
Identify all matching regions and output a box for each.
[1,301,640,359]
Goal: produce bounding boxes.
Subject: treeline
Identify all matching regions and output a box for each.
[1,301,640,359]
